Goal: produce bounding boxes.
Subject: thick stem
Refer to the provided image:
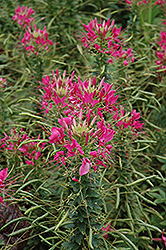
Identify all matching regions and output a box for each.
[62,172,105,250]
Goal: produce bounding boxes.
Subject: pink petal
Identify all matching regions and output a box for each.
[79,158,90,176]
[0,196,4,203]
[72,177,79,182]
[0,168,8,181]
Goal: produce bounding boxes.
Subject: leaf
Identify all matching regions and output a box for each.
[9,225,34,236]
[115,231,139,250]
[75,232,83,245]
[77,212,84,223]
[156,157,166,164]
[87,198,93,209]
[78,222,86,234]
[161,164,166,171]
[159,189,166,198]
[160,221,166,226]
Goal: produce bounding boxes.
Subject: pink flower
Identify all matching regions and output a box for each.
[25,160,34,166]
[79,158,91,176]
[153,229,166,247]
[1,128,44,166]
[58,116,73,129]
[124,59,128,66]
[0,78,5,91]
[21,24,53,54]
[0,168,8,188]
[156,30,166,77]
[0,196,4,203]
[155,0,165,5]
[49,127,65,144]
[101,223,112,239]
[12,6,35,29]
[35,151,41,160]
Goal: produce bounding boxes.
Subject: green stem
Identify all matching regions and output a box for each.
[62,172,105,250]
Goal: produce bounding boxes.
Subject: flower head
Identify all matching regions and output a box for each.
[21,24,53,55]
[1,128,44,166]
[12,6,35,29]
[80,18,135,65]
[0,168,8,203]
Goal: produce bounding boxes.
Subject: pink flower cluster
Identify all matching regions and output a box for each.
[21,24,53,55]
[126,0,165,5]
[80,18,135,66]
[0,78,5,92]
[41,69,143,177]
[0,168,8,203]
[156,30,166,74]
[1,128,45,166]
[12,6,35,29]
[113,107,143,132]
[41,69,75,115]
[12,6,53,55]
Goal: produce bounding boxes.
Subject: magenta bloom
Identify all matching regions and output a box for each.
[153,229,166,247]
[21,24,53,54]
[81,18,135,65]
[58,116,73,129]
[0,168,8,203]
[101,223,112,239]
[0,196,4,203]
[0,168,8,188]
[0,78,5,91]
[12,6,35,29]
[79,158,91,176]
[49,127,65,144]
[1,128,44,167]
[156,30,166,77]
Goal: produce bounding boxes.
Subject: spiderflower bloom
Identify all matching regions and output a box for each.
[21,24,53,55]
[43,70,143,179]
[126,0,165,5]
[12,6,35,29]
[156,30,166,75]
[80,18,135,65]
[1,128,45,166]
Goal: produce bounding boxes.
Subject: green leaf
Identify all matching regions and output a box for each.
[77,212,84,223]
[161,164,166,171]
[78,222,86,234]
[157,157,166,164]
[160,221,166,226]
[87,198,93,209]
[75,232,83,245]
